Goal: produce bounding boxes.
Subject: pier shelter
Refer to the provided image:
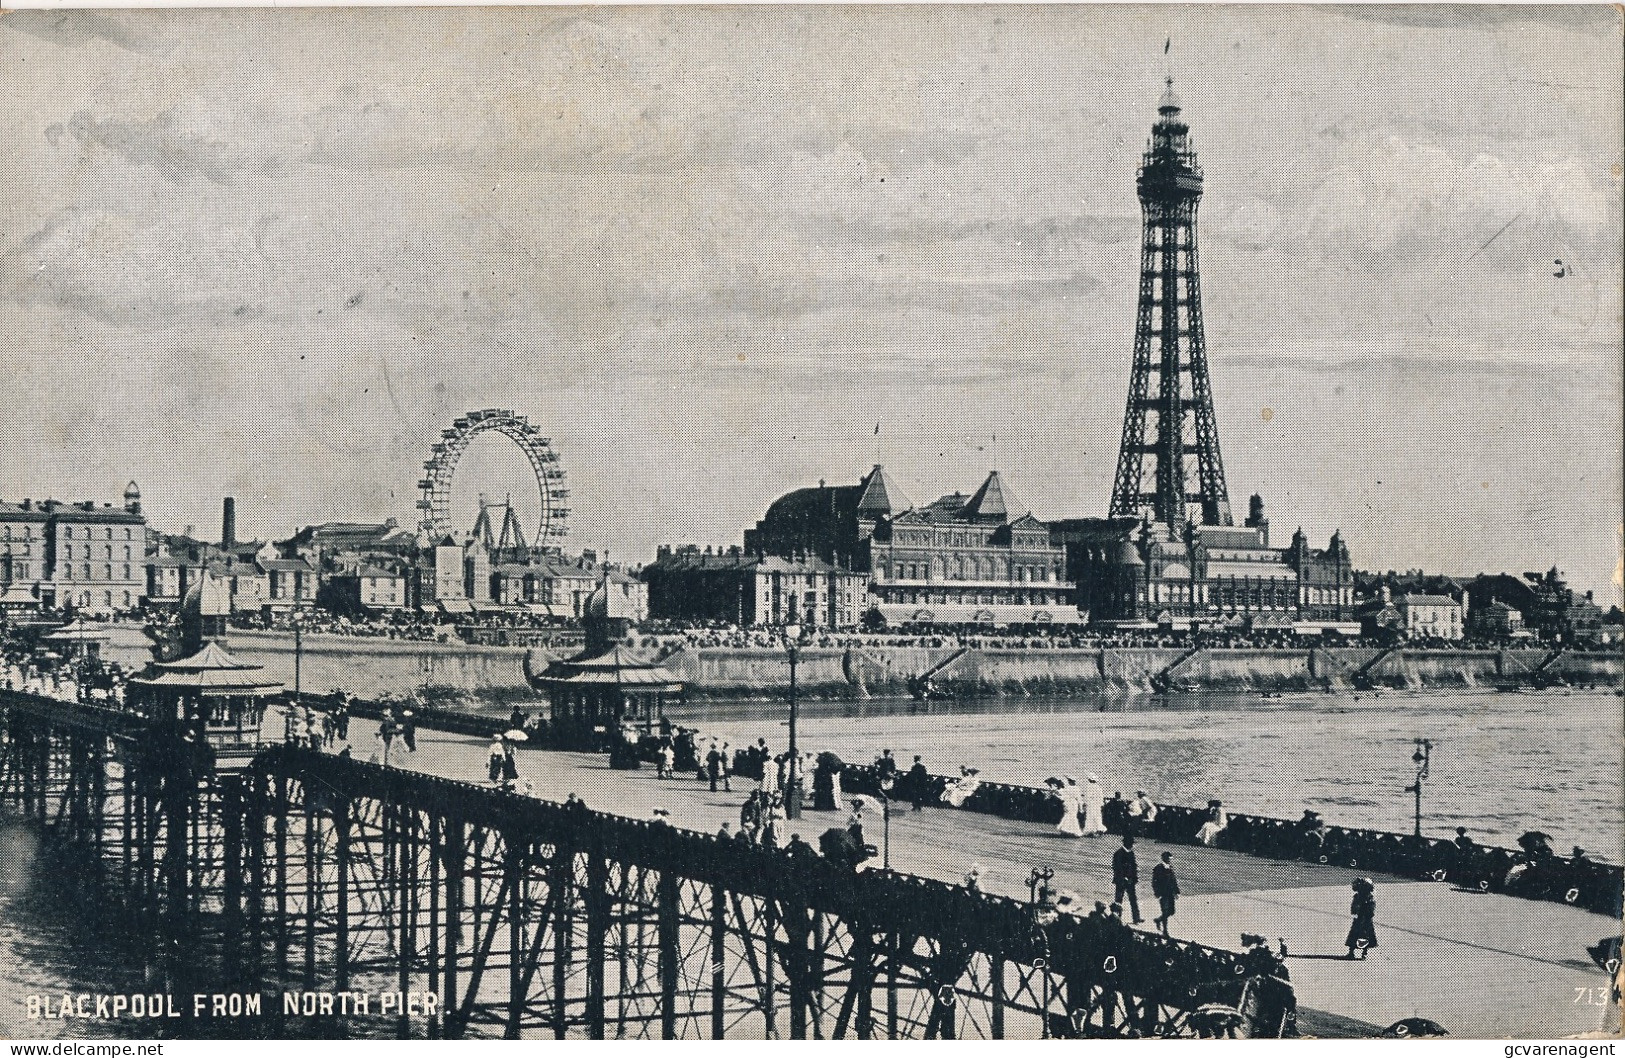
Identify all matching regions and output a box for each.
[535,646,682,748]
[126,640,283,767]
[41,619,111,661]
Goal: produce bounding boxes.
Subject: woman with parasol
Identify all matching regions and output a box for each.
[1345,877,1378,959]
[1047,776,1084,837]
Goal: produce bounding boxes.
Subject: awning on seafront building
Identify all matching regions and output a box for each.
[437,598,474,615]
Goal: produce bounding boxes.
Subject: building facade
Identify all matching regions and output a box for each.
[1395,593,1464,640]
[0,500,49,609]
[322,565,409,613]
[646,547,869,629]
[1057,498,1357,632]
[19,487,150,615]
[739,465,1075,628]
[866,472,1076,626]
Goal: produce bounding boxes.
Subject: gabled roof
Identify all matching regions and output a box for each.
[960,471,1020,523]
[258,557,315,573]
[1396,593,1460,607]
[856,465,910,516]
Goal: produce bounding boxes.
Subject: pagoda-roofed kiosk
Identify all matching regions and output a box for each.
[41,619,112,661]
[535,646,683,750]
[127,640,283,769]
[534,579,682,749]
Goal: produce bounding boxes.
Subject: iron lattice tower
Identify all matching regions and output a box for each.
[1108,79,1232,528]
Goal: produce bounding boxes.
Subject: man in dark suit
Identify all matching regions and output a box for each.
[905,755,930,812]
[705,742,723,792]
[1112,834,1143,924]
[875,748,898,780]
[1151,851,1180,935]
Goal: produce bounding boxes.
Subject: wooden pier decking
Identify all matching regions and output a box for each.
[349,717,1620,1039]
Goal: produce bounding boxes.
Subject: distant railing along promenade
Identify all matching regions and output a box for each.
[293,690,1623,919]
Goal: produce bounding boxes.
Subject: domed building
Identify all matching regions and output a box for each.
[1052,496,1357,633]
[657,464,1077,629]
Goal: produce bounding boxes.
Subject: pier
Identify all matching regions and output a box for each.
[0,688,1299,1040]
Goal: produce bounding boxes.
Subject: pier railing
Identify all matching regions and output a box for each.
[838,766,1623,918]
[281,691,1624,918]
[0,687,1299,1040]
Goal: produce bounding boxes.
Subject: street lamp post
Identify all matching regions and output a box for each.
[782,621,803,819]
[878,775,895,869]
[293,619,303,709]
[1405,738,1432,836]
[1026,865,1057,1039]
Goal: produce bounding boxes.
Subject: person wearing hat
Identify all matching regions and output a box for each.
[1152,851,1180,936]
[487,736,505,784]
[399,708,417,753]
[1051,777,1085,837]
[1196,800,1228,846]
[1127,789,1158,834]
[906,755,930,812]
[1112,834,1144,924]
[963,862,983,893]
[875,748,898,781]
[1081,773,1107,835]
[1346,878,1378,959]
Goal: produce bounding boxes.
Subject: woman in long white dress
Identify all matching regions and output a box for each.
[1196,800,1228,846]
[942,766,982,808]
[1081,773,1107,835]
[1051,778,1085,837]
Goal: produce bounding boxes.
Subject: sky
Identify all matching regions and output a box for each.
[1,5,1620,600]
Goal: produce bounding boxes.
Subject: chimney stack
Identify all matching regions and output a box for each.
[222,497,236,548]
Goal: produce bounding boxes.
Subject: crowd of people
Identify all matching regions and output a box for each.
[233,610,451,642]
[636,621,1551,659]
[229,607,580,644]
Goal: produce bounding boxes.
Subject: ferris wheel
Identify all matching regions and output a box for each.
[417,409,569,546]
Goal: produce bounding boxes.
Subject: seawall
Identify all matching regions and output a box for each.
[658,644,1621,699]
[163,634,1620,702]
[226,630,541,702]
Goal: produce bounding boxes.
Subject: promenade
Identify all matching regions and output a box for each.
[341,715,1620,1039]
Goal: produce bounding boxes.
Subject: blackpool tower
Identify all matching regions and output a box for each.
[1108,79,1233,529]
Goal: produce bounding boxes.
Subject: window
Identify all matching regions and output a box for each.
[105,528,112,540]
[123,591,132,607]
[123,564,131,580]
[124,546,131,560]
[82,563,91,579]
[105,545,113,560]
[64,527,73,539]
[124,528,131,540]
[104,565,113,580]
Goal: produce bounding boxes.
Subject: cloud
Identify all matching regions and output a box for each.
[1335,6,1617,34]
[3,11,170,56]
[45,109,251,185]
